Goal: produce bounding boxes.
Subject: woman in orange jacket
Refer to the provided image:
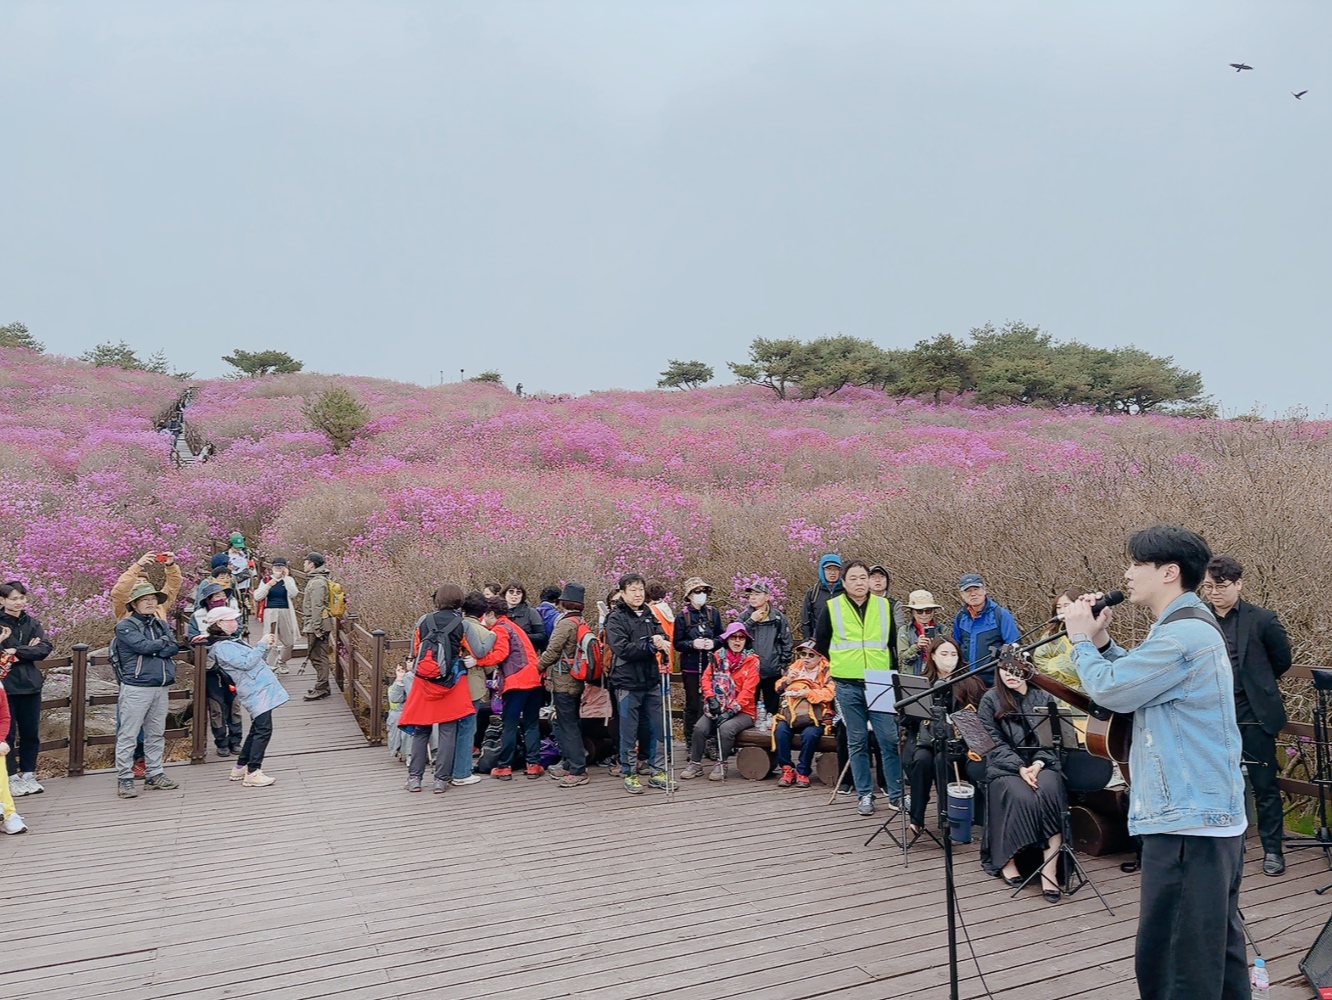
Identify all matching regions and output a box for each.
[480,596,545,780]
[772,639,836,788]
[679,622,759,781]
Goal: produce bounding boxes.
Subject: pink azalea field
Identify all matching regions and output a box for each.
[2,347,1329,661]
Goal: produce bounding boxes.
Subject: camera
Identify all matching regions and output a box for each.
[155,553,170,563]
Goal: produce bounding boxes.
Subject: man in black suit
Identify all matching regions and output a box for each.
[1204,555,1293,876]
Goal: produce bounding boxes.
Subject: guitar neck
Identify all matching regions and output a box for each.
[1024,671,1094,715]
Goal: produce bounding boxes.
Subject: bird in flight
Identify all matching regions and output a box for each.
[1293,90,1308,99]
[1230,62,1253,72]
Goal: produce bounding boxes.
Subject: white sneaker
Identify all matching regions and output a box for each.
[228,766,247,781]
[8,774,32,797]
[242,769,276,787]
[2,813,26,835]
[22,773,43,795]
[450,775,481,786]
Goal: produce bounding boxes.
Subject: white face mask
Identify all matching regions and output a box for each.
[690,592,707,608]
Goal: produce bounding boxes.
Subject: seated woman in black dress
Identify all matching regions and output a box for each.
[978,662,1067,902]
[904,638,988,838]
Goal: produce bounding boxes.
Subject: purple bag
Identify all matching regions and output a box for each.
[538,736,561,767]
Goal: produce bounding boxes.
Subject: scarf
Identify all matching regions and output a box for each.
[712,649,742,712]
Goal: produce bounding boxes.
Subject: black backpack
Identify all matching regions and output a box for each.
[413,611,465,687]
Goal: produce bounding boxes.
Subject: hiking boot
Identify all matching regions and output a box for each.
[303,689,330,701]
[450,775,481,786]
[623,775,644,795]
[679,762,705,780]
[708,763,726,782]
[648,772,676,791]
[132,759,147,779]
[2,813,26,835]
[144,774,180,791]
[558,772,591,788]
[228,765,247,781]
[547,764,570,780]
[242,769,276,787]
[405,775,422,792]
[857,794,875,816]
[491,767,513,781]
[215,746,232,758]
[117,779,138,799]
[795,774,811,788]
[525,764,545,779]
[432,778,449,794]
[778,766,796,787]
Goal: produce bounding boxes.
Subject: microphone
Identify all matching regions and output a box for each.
[1049,590,1125,623]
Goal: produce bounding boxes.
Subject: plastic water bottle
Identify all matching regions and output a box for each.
[1251,958,1269,991]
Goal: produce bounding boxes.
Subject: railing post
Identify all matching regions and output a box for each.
[190,643,208,764]
[334,615,349,691]
[370,630,386,746]
[68,644,89,777]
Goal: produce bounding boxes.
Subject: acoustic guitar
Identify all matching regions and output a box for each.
[997,644,1133,784]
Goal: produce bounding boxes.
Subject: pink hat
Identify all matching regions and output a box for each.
[719,622,750,643]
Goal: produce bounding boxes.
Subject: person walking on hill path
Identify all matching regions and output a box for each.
[800,554,843,640]
[952,573,1019,684]
[301,553,333,701]
[674,577,722,745]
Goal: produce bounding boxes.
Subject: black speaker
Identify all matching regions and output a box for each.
[1303,910,1332,998]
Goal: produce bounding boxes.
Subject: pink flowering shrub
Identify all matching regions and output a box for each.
[0,346,1329,667]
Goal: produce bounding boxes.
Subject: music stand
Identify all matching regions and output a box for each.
[1006,702,1114,915]
[866,674,939,860]
[1292,670,1332,889]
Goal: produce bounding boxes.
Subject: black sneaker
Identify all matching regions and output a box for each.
[215,747,232,758]
[1263,852,1286,876]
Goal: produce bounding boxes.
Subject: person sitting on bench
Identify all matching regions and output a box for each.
[772,640,835,788]
[680,623,759,781]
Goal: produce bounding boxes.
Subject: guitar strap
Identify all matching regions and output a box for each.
[1160,605,1227,643]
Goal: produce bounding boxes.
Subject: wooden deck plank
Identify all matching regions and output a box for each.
[5,659,1330,1000]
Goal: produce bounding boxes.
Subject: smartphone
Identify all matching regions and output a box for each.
[155,553,170,563]
[925,625,937,638]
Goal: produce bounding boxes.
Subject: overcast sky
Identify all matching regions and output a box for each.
[2,3,1328,411]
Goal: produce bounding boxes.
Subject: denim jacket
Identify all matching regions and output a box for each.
[1071,592,1246,837]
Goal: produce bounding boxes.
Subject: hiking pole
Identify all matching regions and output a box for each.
[659,661,676,802]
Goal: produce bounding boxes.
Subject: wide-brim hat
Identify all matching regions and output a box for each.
[127,582,169,607]
[559,583,586,606]
[682,576,712,596]
[719,622,750,643]
[906,589,943,610]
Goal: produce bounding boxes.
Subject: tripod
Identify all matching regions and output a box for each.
[1007,702,1114,915]
[1290,671,1332,890]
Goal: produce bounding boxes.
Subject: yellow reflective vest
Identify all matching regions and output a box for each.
[827,594,893,681]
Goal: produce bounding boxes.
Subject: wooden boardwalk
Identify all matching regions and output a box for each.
[4,666,1330,1000]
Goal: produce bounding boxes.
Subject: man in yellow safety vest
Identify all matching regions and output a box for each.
[813,561,902,817]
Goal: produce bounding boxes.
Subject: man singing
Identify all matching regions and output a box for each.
[1063,526,1248,1000]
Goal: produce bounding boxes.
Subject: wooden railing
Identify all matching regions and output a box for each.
[331,613,412,747]
[38,643,210,776]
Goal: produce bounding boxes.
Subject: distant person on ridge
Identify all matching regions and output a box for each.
[800,554,843,640]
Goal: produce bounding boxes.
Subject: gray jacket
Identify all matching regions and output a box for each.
[302,566,330,634]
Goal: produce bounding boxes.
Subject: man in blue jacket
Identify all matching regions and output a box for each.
[112,583,183,799]
[1065,526,1247,1000]
[951,574,1019,683]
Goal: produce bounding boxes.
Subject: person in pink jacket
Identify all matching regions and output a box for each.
[679,622,759,781]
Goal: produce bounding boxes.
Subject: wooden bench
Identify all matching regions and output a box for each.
[733,727,840,785]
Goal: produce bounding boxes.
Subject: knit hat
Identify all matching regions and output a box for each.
[682,576,712,596]
[210,553,230,573]
[203,606,241,627]
[228,532,246,549]
[558,583,586,606]
[719,622,750,643]
[127,582,168,608]
[906,589,943,610]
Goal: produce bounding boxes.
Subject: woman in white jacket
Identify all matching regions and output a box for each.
[253,559,301,675]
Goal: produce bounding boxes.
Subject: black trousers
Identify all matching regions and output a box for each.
[682,672,703,741]
[552,689,587,775]
[1137,833,1248,1000]
[1237,697,1283,855]
[5,691,42,774]
[757,675,780,715]
[237,711,273,772]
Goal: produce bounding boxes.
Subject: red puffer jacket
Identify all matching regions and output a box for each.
[492,618,542,693]
[703,650,760,721]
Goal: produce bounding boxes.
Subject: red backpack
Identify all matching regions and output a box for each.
[564,619,607,683]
